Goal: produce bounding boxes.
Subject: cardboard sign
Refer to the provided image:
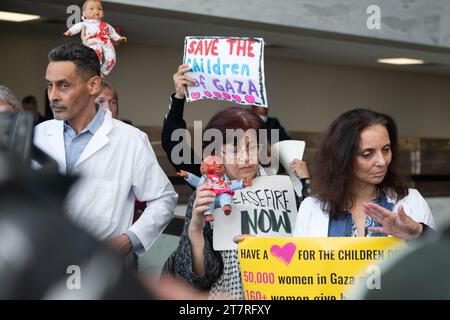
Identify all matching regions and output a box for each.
[183,36,268,107]
[239,237,406,300]
[213,176,297,250]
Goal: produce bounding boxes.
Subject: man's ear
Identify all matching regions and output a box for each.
[87,75,101,96]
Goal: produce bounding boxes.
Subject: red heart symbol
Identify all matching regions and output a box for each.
[245,95,255,104]
[191,92,200,100]
[270,242,296,265]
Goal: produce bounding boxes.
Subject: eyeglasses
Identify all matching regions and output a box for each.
[221,143,263,157]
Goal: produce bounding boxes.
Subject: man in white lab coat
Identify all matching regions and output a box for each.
[34,43,178,257]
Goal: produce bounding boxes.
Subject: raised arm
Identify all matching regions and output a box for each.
[161,64,201,179]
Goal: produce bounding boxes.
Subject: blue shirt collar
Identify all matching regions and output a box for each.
[63,106,106,135]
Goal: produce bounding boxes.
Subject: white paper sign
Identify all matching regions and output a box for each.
[183,36,268,107]
[213,175,297,251]
[271,140,306,196]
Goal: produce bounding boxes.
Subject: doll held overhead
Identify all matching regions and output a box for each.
[63,0,127,77]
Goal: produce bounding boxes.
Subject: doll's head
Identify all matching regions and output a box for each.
[201,155,225,176]
[82,0,104,20]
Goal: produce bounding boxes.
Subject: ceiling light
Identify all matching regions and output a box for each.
[377,58,425,65]
[0,11,40,22]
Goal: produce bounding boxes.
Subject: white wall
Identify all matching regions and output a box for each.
[1,32,450,138]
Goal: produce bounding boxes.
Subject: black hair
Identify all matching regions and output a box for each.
[48,43,100,79]
[21,95,37,105]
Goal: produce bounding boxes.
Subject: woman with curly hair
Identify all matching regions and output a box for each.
[294,108,435,239]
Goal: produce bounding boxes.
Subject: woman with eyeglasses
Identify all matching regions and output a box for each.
[166,105,312,300]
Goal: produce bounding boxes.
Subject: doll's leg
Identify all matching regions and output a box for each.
[101,42,116,76]
[203,198,216,222]
[87,39,103,65]
[219,193,233,215]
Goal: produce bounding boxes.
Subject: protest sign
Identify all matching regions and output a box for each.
[271,140,306,196]
[213,175,297,251]
[239,237,406,300]
[183,36,268,107]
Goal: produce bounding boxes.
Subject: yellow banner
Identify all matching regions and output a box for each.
[238,237,406,300]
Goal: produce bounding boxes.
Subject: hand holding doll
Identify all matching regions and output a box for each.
[178,155,252,221]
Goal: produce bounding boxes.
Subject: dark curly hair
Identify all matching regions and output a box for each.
[48,43,100,79]
[312,108,409,218]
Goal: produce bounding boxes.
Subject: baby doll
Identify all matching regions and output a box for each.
[177,155,252,222]
[64,0,127,77]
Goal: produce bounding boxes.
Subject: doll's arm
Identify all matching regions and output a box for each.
[228,177,252,190]
[179,172,203,188]
[227,179,244,190]
[64,22,83,36]
[108,23,126,42]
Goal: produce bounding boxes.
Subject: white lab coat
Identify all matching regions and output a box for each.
[34,110,178,255]
[293,188,435,237]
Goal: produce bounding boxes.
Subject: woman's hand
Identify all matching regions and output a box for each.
[176,170,189,179]
[290,159,310,179]
[242,177,252,187]
[363,203,423,240]
[173,64,195,99]
[189,184,215,233]
[233,234,254,244]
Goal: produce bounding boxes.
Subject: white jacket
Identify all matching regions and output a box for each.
[34,110,178,255]
[293,188,435,237]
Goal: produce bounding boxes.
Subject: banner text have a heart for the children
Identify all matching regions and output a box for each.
[239,237,405,300]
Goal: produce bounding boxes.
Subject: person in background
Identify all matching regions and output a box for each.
[0,85,20,112]
[95,80,119,118]
[22,95,45,125]
[252,105,291,142]
[95,80,133,125]
[294,108,435,238]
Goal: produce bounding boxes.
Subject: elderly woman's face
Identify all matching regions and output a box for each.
[95,87,118,118]
[353,124,392,186]
[222,131,260,180]
[0,101,14,112]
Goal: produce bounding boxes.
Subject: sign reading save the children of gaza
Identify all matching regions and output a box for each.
[183,36,268,107]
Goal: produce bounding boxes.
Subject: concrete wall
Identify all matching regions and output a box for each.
[105,0,450,48]
[1,33,450,138]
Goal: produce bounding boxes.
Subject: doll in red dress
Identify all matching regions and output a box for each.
[177,155,252,221]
